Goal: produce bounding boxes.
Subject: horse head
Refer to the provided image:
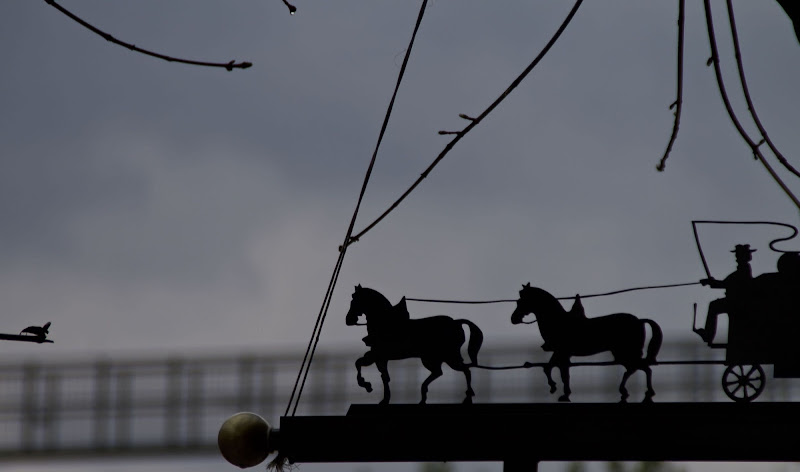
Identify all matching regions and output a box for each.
[346,284,366,326]
[346,285,393,326]
[511,283,566,325]
[511,282,536,325]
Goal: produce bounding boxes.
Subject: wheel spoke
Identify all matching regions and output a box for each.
[723,365,764,402]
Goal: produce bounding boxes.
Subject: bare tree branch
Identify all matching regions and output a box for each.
[703,0,800,213]
[281,0,297,15]
[656,0,685,172]
[726,0,800,179]
[44,0,252,71]
[348,0,586,246]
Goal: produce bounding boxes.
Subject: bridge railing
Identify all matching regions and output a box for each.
[0,340,797,460]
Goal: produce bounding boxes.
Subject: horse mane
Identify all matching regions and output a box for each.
[356,287,393,312]
[393,297,411,320]
[521,286,566,316]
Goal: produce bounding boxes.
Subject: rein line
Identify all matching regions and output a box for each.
[405,281,700,305]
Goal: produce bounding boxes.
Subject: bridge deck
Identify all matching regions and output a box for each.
[279,403,800,463]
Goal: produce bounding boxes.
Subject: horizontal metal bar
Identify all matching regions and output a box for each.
[280,403,800,463]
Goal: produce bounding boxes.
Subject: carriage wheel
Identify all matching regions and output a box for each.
[722,364,766,403]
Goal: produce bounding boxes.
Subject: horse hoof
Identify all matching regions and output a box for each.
[379,399,390,406]
[365,384,373,393]
[549,385,558,394]
[462,397,473,405]
[619,398,628,404]
[642,397,654,404]
[557,395,571,402]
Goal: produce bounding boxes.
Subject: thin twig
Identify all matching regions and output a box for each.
[281,0,297,15]
[44,0,252,71]
[656,0,685,172]
[726,0,800,179]
[703,0,800,212]
[346,0,585,247]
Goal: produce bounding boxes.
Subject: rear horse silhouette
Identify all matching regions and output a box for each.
[511,283,662,402]
[346,285,484,405]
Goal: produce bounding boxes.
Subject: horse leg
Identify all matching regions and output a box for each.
[446,357,474,404]
[548,353,572,402]
[420,359,443,405]
[543,364,558,394]
[462,368,474,404]
[642,365,655,403]
[618,367,633,403]
[355,352,375,393]
[376,359,391,405]
[558,363,572,402]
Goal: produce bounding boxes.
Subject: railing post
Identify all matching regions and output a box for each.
[310,355,326,415]
[259,361,275,417]
[186,366,203,447]
[43,372,60,450]
[116,370,132,448]
[165,359,183,447]
[93,361,111,450]
[238,356,255,413]
[20,363,39,452]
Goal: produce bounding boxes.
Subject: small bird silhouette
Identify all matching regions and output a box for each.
[20,322,51,338]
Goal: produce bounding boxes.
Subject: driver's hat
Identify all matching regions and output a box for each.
[731,244,756,254]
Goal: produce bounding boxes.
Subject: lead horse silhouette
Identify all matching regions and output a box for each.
[511,283,662,402]
[346,285,484,405]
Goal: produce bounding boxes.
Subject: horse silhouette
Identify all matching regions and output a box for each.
[346,285,484,405]
[511,283,662,403]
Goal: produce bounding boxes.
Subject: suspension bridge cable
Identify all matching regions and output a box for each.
[345,0,585,248]
[284,0,430,417]
[703,0,800,213]
[725,0,800,179]
[43,0,252,71]
[656,0,685,172]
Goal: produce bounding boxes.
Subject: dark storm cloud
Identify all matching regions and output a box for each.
[0,0,798,360]
[1,5,800,472]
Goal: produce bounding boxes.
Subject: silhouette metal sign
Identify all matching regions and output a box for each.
[338,221,798,405]
[217,220,800,471]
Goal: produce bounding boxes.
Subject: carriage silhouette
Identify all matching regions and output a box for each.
[346,221,800,404]
[684,221,800,403]
[690,253,800,403]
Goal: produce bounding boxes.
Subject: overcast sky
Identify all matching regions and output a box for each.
[1,0,800,471]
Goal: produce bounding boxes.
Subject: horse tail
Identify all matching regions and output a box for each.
[642,318,663,364]
[459,319,484,367]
